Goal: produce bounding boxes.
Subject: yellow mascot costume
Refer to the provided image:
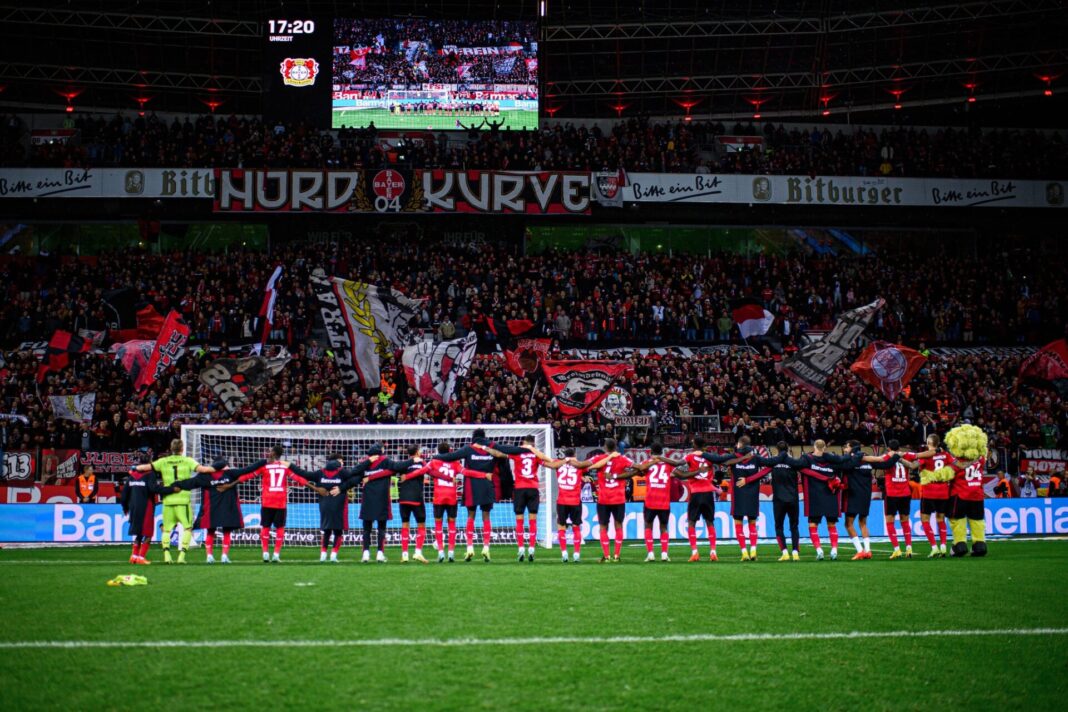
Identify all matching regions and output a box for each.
[933,424,989,557]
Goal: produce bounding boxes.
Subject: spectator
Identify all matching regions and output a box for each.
[75,465,98,503]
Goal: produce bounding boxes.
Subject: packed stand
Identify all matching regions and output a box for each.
[11,114,1067,179]
[0,238,1064,464]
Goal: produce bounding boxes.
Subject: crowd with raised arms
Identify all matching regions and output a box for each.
[9,112,1065,178]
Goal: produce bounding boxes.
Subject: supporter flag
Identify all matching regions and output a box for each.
[101,287,138,331]
[36,330,92,382]
[48,393,96,423]
[199,350,291,414]
[309,273,423,390]
[542,360,632,416]
[255,265,284,353]
[110,305,165,342]
[505,337,552,377]
[850,341,926,400]
[112,339,155,386]
[779,298,885,395]
[731,298,775,339]
[134,310,189,395]
[402,332,478,404]
[77,329,107,349]
[1018,338,1068,399]
[592,168,628,208]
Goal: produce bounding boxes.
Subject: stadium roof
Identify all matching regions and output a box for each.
[1,1,1066,124]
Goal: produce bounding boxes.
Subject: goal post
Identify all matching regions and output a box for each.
[180,423,556,549]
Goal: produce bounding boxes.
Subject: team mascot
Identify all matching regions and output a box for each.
[922,424,989,557]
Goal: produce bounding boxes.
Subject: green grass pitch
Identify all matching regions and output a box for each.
[332,107,538,131]
[2,540,1066,710]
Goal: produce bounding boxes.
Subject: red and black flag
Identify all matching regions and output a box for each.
[542,360,632,417]
[504,337,552,377]
[731,298,775,339]
[134,310,189,395]
[109,304,165,342]
[850,341,926,400]
[476,316,540,373]
[37,330,92,382]
[1019,339,1068,399]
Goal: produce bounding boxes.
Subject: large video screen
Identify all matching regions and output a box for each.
[332,19,539,131]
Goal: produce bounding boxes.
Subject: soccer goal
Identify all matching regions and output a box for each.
[180,424,556,548]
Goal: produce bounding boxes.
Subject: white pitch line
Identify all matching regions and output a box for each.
[1,628,1066,650]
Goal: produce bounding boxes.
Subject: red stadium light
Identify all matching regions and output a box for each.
[65,105,74,113]
[821,109,831,117]
[967,96,977,103]
[894,104,902,110]
[753,113,761,120]
[1045,89,1054,97]
[544,105,561,118]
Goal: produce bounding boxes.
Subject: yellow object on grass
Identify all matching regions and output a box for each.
[107,574,148,587]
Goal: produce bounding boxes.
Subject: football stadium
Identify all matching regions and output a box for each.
[1,1,1067,709]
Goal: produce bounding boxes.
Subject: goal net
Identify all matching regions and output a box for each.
[180,424,555,549]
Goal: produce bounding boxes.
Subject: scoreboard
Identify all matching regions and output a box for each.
[263,18,332,128]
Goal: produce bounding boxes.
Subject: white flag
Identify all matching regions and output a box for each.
[402,332,478,404]
[49,393,96,422]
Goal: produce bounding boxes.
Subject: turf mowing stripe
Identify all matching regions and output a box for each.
[3,628,1067,649]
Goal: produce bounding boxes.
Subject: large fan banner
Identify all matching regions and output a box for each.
[134,310,189,395]
[402,332,478,404]
[199,352,291,414]
[850,341,926,399]
[541,360,632,416]
[780,298,884,395]
[309,273,422,390]
[1018,338,1068,399]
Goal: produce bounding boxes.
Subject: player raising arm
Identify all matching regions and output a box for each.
[877,440,920,559]
[572,438,631,562]
[285,454,363,563]
[778,441,855,561]
[483,436,548,562]
[135,439,216,564]
[840,442,900,560]
[905,434,955,558]
[533,449,590,563]
[237,445,310,563]
[171,457,267,563]
[337,445,421,563]
[615,443,674,562]
[121,455,171,565]
[434,428,503,562]
[401,442,492,563]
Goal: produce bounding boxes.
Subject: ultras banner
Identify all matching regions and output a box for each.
[213,169,592,214]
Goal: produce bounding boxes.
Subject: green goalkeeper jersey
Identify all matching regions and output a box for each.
[154,455,199,505]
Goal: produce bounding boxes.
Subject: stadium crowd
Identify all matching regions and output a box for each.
[10,113,1066,179]
[1,238,1064,464]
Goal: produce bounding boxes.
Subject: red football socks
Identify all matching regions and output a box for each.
[828,527,839,549]
[435,521,444,551]
[482,520,492,547]
[274,527,285,554]
[401,525,410,555]
[416,525,426,550]
[599,528,610,557]
[528,517,538,548]
[515,517,526,548]
[938,519,947,545]
[260,527,270,553]
[887,522,899,547]
[922,520,936,546]
[613,526,623,557]
[809,524,822,549]
[204,532,214,556]
[222,531,231,556]
[660,530,670,555]
[902,520,913,546]
[644,528,654,553]
[735,521,746,550]
[748,521,758,548]
[558,529,567,553]
[572,525,582,553]
[465,519,475,547]
[687,525,698,550]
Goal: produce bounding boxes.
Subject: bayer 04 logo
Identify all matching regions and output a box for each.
[599,386,633,420]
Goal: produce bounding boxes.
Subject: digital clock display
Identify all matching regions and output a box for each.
[268,19,316,41]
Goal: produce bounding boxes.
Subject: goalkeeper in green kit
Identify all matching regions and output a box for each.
[135,439,216,564]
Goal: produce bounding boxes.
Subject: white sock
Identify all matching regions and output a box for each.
[415,548,422,556]
[782,548,789,555]
[851,536,862,553]
[863,537,871,552]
